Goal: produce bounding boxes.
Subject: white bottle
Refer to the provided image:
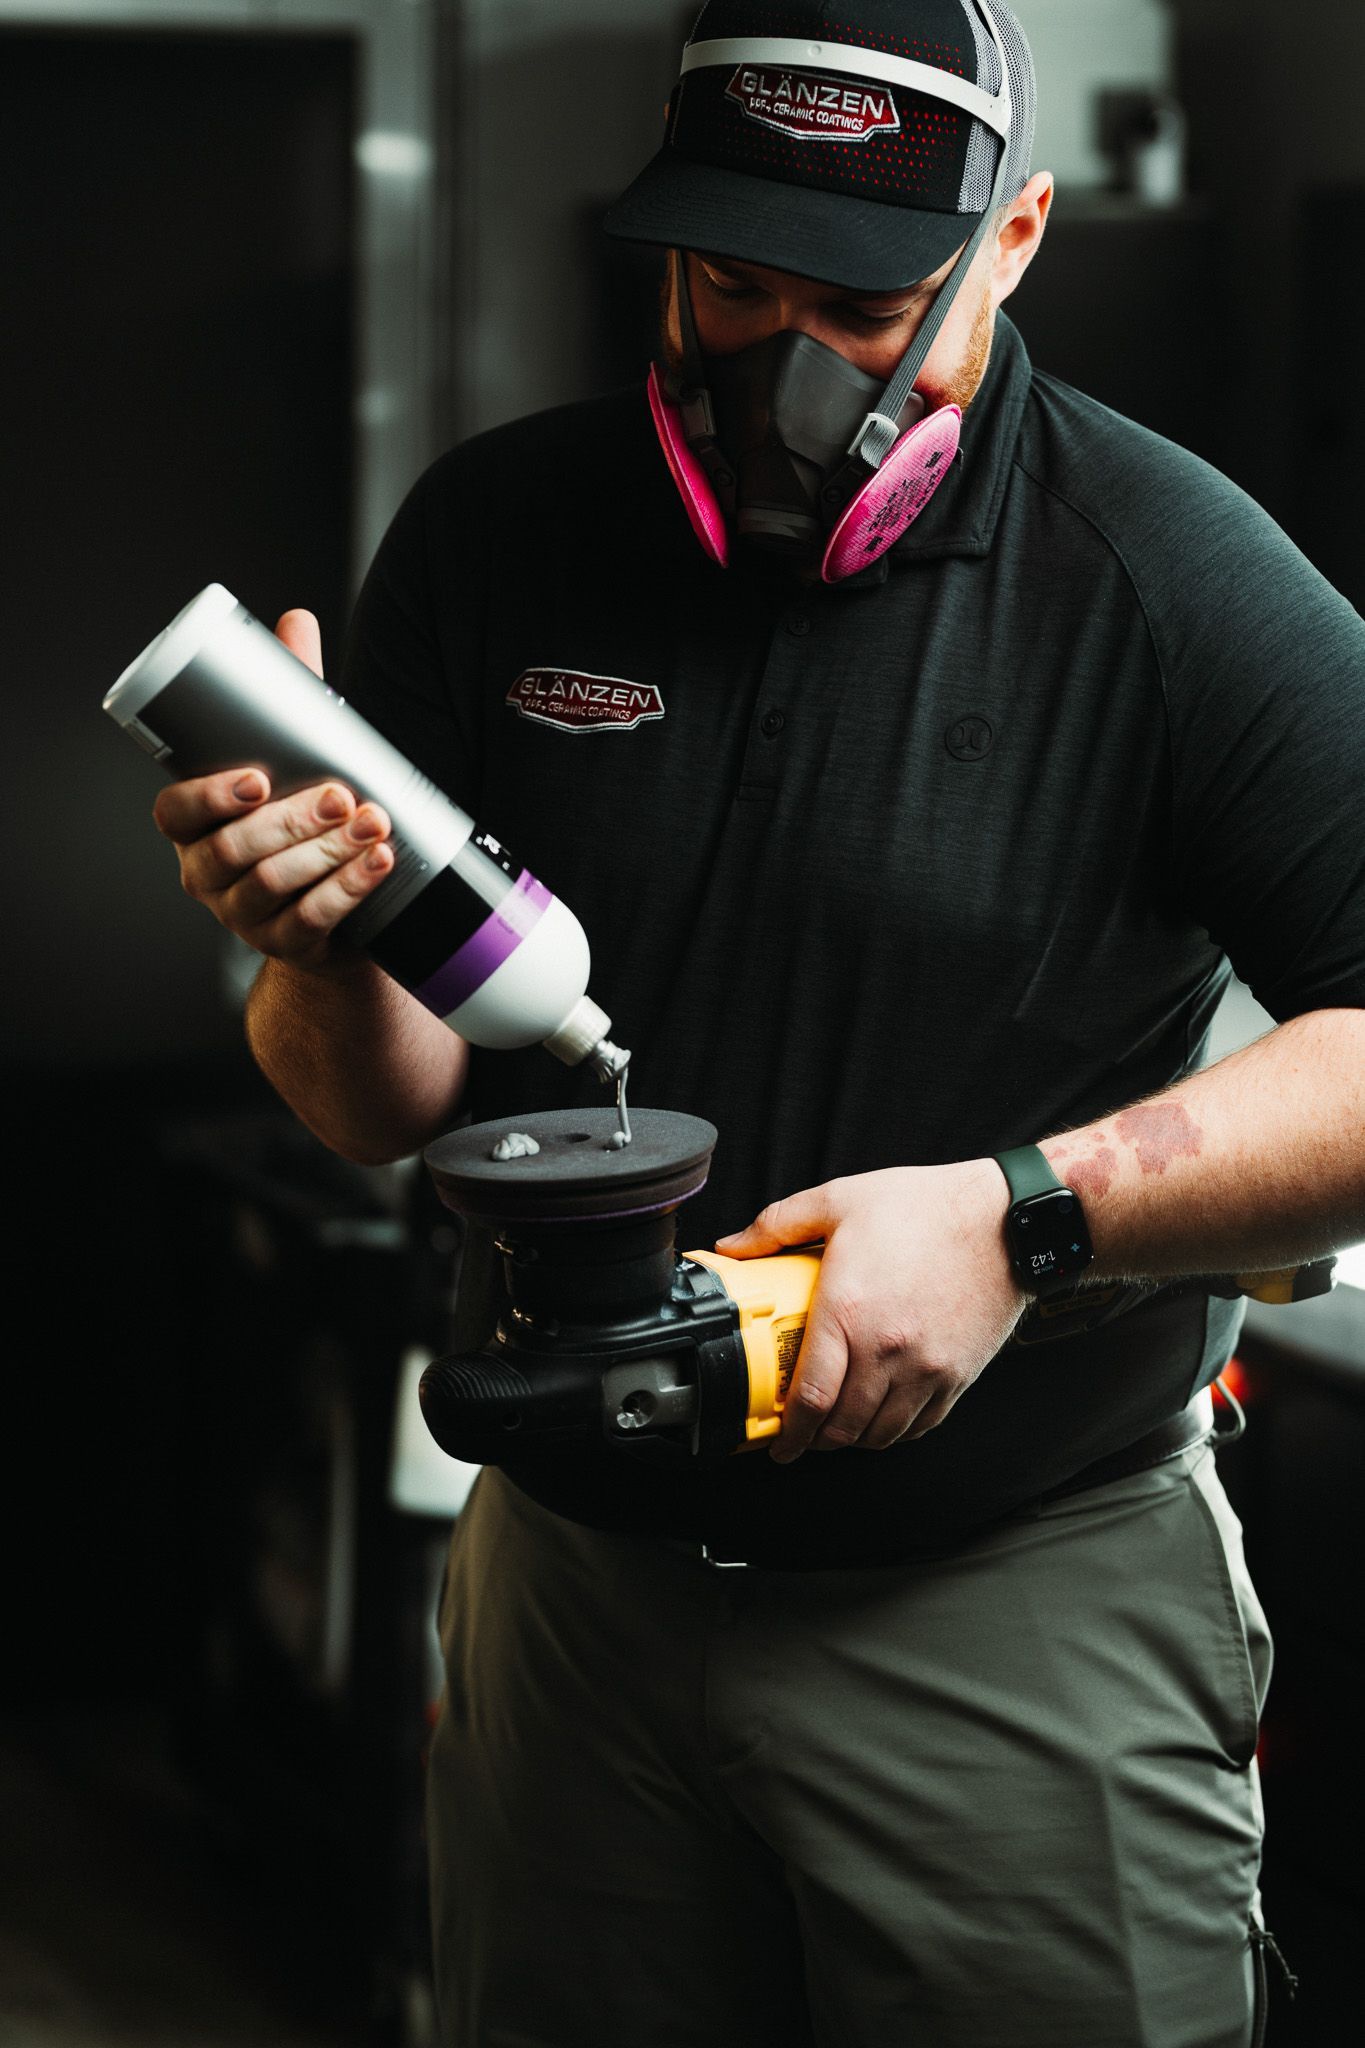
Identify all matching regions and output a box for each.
[104,585,626,1076]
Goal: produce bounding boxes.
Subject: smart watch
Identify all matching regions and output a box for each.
[994,1145,1095,1299]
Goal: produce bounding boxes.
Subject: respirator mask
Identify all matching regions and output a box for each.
[649,255,976,581]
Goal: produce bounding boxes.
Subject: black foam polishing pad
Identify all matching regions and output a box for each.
[424,1108,718,1224]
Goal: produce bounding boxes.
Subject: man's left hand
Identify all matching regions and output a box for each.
[715,1162,1028,1461]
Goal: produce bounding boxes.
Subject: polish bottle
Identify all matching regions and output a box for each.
[104,584,625,1076]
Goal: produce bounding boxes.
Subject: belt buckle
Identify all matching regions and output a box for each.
[700,1542,749,1570]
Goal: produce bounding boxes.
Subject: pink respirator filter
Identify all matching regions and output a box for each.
[820,404,962,583]
[647,364,729,567]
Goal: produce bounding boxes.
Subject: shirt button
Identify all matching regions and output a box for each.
[784,611,812,636]
[761,709,786,737]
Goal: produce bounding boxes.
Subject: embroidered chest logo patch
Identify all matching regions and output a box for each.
[506,668,666,734]
[724,66,901,142]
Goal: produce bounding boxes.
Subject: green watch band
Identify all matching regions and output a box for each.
[994,1144,1065,1204]
[993,1144,1095,1297]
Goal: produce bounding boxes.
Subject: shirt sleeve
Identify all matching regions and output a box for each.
[338,443,486,818]
[1156,471,1365,1020]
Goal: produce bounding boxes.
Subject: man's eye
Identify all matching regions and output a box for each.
[844,302,918,328]
[699,270,761,302]
[695,267,925,324]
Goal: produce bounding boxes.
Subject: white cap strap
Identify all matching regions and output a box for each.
[681,35,1010,139]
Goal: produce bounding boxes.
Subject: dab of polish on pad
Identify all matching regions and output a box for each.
[490,1133,541,1162]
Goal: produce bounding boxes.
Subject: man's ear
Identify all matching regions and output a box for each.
[991,172,1054,308]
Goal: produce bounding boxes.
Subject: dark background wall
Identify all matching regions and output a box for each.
[4,25,356,1075]
[3,17,361,1715]
[1170,0,1365,609]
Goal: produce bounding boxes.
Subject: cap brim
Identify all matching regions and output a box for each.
[603,149,981,293]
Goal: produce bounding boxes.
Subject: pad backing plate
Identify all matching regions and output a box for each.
[424,1108,718,1223]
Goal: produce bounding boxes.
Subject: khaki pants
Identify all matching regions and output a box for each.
[428,1444,1271,2047]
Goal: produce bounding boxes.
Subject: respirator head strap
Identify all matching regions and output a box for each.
[813,136,1007,553]
[671,252,737,505]
[821,175,1000,515]
[836,1,1014,486]
[646,252,734,565]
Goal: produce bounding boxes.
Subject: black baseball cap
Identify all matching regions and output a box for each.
[604,0,1036,292]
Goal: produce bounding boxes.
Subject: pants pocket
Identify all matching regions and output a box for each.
[1186,1448,1274,1767]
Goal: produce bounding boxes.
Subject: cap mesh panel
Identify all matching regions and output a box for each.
[996,2,1036,202]
[959,2,1034,211]
[961,0,1000,211]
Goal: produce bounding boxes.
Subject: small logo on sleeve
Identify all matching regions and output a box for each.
[506,669,666,734]
[725,66,901,142]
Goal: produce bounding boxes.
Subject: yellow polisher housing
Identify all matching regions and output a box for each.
[685,1250,821,1446]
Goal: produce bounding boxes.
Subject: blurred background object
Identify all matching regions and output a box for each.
[2,2,1361,2042]
[1095,86,1188,204]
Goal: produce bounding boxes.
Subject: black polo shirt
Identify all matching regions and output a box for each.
[341,315,1365,1566]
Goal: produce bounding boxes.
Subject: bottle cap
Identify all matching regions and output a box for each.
[543,994,614,1067]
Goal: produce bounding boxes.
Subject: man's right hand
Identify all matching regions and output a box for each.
[151,609,395,974]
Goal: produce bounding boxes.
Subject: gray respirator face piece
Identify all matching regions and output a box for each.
[705,330,928,558]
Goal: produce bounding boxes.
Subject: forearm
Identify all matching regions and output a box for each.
[1035,1008,1365,1282]
[245,953,470,1165]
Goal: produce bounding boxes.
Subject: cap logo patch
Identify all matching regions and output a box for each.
[724,64,901,142]
[506,668,666,735]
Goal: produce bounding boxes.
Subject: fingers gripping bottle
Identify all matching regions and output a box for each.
[103,585,630,1090]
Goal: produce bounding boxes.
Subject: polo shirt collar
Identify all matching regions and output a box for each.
[885,312,1032,566]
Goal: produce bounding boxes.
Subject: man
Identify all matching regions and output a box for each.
[156,2,1364,2041]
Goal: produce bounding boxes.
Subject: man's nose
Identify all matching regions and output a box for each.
[771,299,833,344]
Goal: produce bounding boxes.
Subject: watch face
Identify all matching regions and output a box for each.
[1011,1189,1094,1289]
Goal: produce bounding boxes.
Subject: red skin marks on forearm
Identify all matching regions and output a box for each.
[1064,1146,1120,1202]
[1046,1104,1201,1202]
[1046,1131,1119,1202]
[1114,1100,1203,1176]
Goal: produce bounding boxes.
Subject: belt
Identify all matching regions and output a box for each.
[1031,1385,1216,1506]
[689,1388,1217,1571]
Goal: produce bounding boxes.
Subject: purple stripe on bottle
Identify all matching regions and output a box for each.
[414,870,552,1019]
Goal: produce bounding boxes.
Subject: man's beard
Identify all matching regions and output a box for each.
[917,280,995,414]
[656,268,997,417]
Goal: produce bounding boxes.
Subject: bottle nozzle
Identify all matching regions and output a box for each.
[541,998,632,1146]
[543,994,615,1068]
[586,1036,630,1085]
